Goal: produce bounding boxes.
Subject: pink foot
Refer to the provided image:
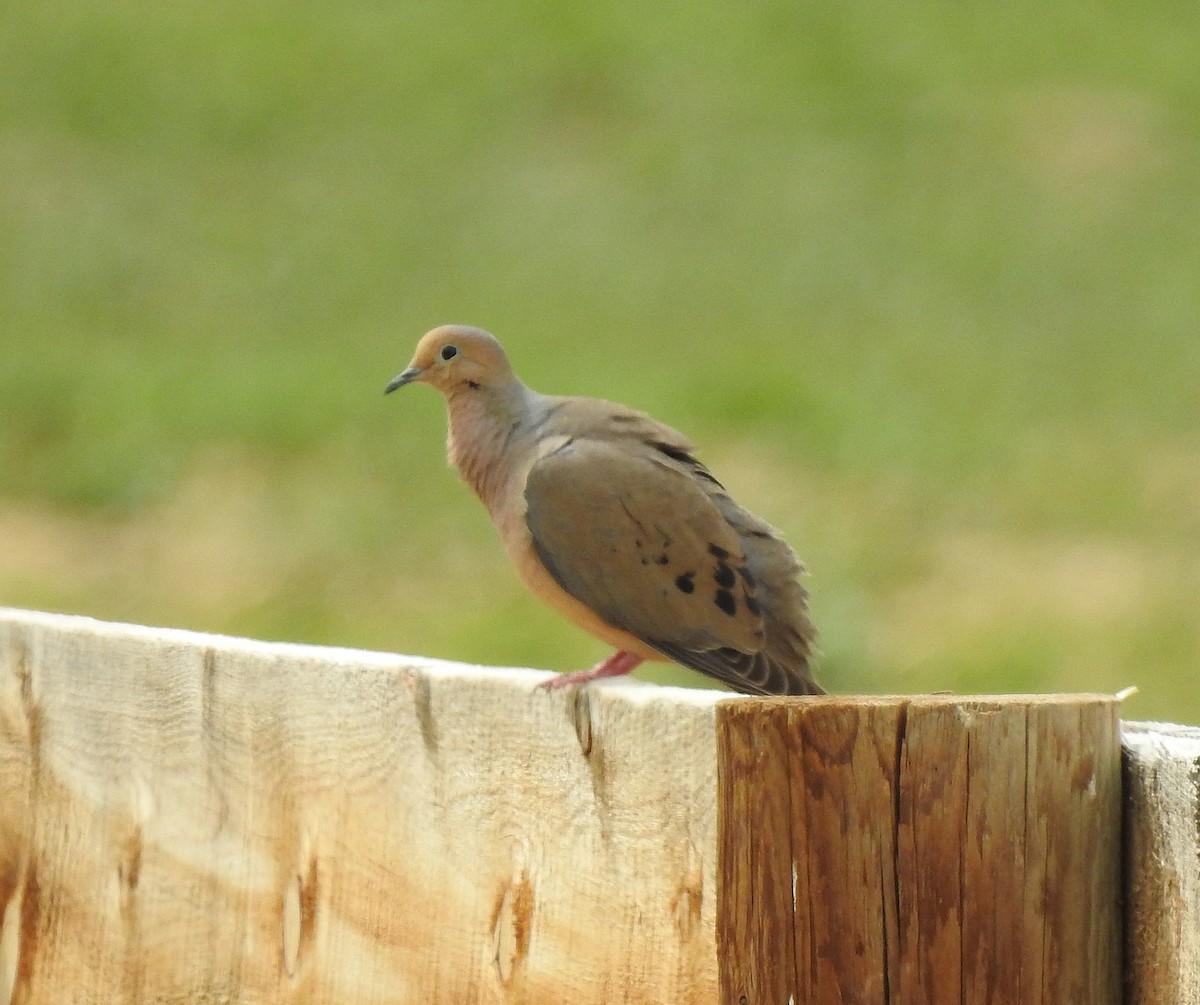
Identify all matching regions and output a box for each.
[539,651,645,691]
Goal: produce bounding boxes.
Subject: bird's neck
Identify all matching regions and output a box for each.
[444,382,535,513]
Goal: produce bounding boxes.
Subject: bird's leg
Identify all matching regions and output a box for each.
[539,650,645,690]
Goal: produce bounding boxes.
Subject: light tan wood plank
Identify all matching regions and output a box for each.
[0,609,725,1004]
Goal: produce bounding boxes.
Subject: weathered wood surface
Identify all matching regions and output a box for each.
[0,609,724,1004]
[0,609,1131,1004]
[1123,720,1200,1005]
[717,695,1123,1005]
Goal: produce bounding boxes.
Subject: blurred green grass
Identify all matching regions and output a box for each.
[2,1,1197,721]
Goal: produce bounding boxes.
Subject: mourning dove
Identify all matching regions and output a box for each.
[386,324,821,696]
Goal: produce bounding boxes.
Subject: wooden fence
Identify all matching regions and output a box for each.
[0,608,1196,1004]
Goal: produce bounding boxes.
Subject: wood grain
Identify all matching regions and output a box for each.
[716,695,1122,1005]
[0,609,1134,1004]
[1122,721,1200,1005]
[0,609,725,1004]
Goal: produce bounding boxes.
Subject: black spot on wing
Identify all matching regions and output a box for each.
[714,563,736,589]
[714,589,737,616]
[675,572,696,594]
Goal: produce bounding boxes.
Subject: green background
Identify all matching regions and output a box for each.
[3,1,1197,722]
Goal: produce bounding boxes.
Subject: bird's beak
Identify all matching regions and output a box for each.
[384,366,423,394]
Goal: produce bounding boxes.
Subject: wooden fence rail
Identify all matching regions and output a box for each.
[0,608,1194,1004]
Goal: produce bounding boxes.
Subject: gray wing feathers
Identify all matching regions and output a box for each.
[524,429,820,696]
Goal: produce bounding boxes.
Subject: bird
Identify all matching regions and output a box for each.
[385,324,821,696]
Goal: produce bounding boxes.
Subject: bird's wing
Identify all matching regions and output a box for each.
[524,433,818,695]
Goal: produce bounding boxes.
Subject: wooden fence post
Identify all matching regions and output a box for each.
[717,695,1123,1005]
[1122,721,1200,1005]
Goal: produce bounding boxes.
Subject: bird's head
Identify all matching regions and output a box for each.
[385,325,513,397]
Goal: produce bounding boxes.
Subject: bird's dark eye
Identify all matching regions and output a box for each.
[440,344,458,361]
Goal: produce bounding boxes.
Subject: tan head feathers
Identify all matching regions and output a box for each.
[385,324,514,395]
